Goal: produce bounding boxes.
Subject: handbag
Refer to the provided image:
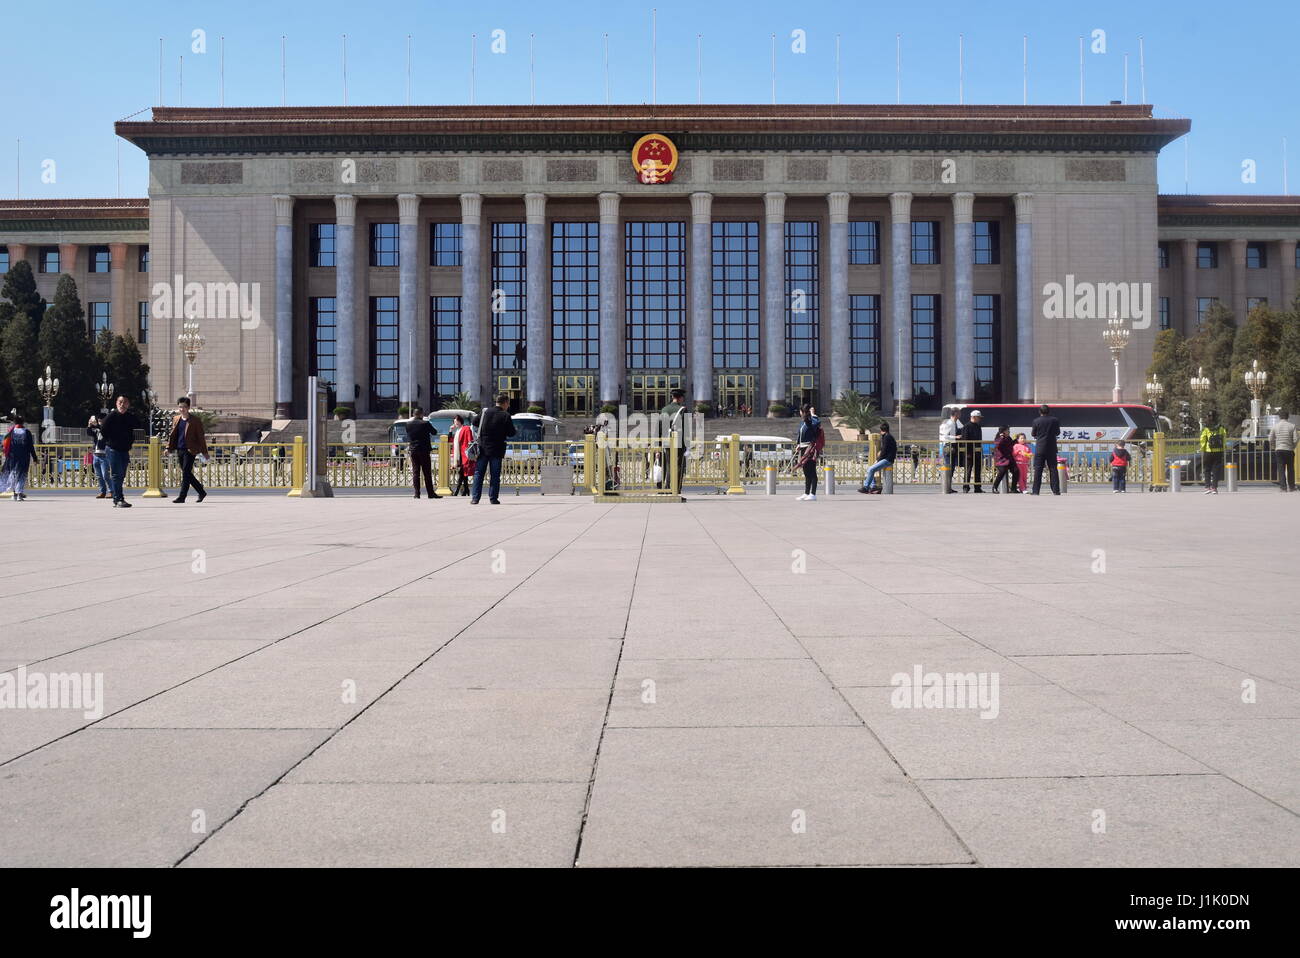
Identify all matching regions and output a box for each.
[465,408,485,461]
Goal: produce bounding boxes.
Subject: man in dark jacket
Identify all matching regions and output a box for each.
[471,393,516,504]
[100,395,142,508]
[404,406,440,499]
[1030,403,1061,495]
[859,421,898,494]
[166,397,209,503]
[960,409,985,492]
[660,387,691,493]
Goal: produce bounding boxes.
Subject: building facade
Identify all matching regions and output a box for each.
[4,105,1298,421]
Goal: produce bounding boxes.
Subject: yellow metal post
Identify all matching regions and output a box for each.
[288,435,305,497]
[594,435,605,495]
[669,431,680,496]
[727,433,745,495]
[868,430,879,467]
[584,434,596,494]
[435,434,452,496]
[1151,431,1167,488]
[142,435,165,498]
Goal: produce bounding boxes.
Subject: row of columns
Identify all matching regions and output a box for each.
[1178,237,1299,329]
[271,189,1039,417]
[5,241,136,336]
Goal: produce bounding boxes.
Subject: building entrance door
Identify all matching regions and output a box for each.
[555,374,595,417]
[629,374,682,412]
[496,375,523,413]
[716,374,756,417]
[789,373,816,412]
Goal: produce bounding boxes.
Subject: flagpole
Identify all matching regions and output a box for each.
[1078,36,1084,105]
[220,36,225,106]
[958,34,964,104]
[470,34,476,105]
[1138,37,1146,102]
[770,34,776,104]
[835,34,841,104]
[896,34,901,104]
[342,34,348,106]
[1023,35,1027,105]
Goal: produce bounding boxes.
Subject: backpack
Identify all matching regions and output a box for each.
[465,408,486,461]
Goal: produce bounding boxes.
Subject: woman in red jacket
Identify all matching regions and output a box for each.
[450,414,474,497]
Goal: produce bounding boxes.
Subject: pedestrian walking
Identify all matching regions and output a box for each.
[0,419,38,501]
[1110,440,1131,493]
[166,397,209,503]
[100,395,142,508]
[1013,433,1032,493]
[449,414,473,497]
[1030,404,1061,495]
[87,415,110,498]
[471,393,516,505]
[991,425,1017,494]
[960,409,985,492]
[404,406,440,499]
[795,403,823,500]
[1268,410,1296,492]
[859,421,897,494]
[939,407,960,493]
[660,387,691,493]
[1199,414,1228,495]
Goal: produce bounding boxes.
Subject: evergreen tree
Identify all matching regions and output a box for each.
[105,333,151,411]
[1187,303,1237,426]
[1226,303,1285,430]
[0,259,46,337]
[0,260,47,404]
[36,274,99,423]
[1273,294,1300,414]
[1,314,41,417]
[1145,328,1194,435]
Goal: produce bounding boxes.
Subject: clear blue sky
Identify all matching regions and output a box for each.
[7,0,1294,198]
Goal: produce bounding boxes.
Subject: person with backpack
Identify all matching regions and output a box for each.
[858,421,897,494]
[1199,415,1228,495]
[795,403,824,500]
[1,419,38,501]
[1110,440,1132,493]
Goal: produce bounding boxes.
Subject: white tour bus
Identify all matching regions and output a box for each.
[940,403,1164,443]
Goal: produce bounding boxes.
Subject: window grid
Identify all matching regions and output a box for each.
[369,222,399,267]
[0,247,9,273]
[491,222,527,372]
[973,221,1000,265]
[89,246,111,273]
[138,247,149,273]
[431,223,463,267]
[973,294,1000,403]
[784,221,819,369]
[912,294,941,408]
[551,222,599,370]
[1157,243,1170,269]
[88,302,111,337]
[848,221,880,265]
[369,296,399,408]
[310,224,336,268]
[432,296,462,398]
[911,222,940,266]
[40,247,59,273]
[849,295,881,402]
[1196,297,1218,324]
[309,297,337,387]
[137,302,149,344]
[1246,243,1267,269]
[711,221,760,369]
[1159,297,1171,331]
[625,221,687,370]
[1197,242,1218,269]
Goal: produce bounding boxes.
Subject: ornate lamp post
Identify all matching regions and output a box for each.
[1102,313,1131,403]
[1244,359,1268,441]
[1190,366,1212,431]
[1144,373,1164,417]
[37,365,59,431]
[97,371,114,414]
[141,388,157,438]
[177,321,205,404]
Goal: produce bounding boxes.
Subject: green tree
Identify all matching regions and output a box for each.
[0,260,47,408]
[1,314,41,417]
[1145,328,1194,435]
[1187,302,1237,425]
[449,390,482,414]
[831,389,882,440]
[1224,303,1285,430]
[36,274,99,423]
[105,333,151,410]
[0,259,46,337]
[1272,294,1300,414]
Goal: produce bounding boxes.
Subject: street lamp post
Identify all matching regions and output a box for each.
[1244,359,1268,441]
[177,322,206,404]
[97,371,114,414]
[141,388,157,438]
[1145,373,1164,418]
[1190,366,1212,431]
[37,365,59,435]
[1102,313,1131,403]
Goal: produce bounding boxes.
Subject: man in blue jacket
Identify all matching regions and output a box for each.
[859,422,897,494]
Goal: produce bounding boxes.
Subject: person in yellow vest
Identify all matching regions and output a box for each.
[1199,415,1228,495]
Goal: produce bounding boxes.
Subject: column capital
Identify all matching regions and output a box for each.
[1013,192,1033,221]
[108,242,128,271]
[273,194,294,226]
[333,194,357,226]
[58,243,78,269]
[764,191,787,221]
[524,192,547,224]
[1229,237,1248,261]
[952,192,975,224]
[459,192,483,226]
[690,191,713,223]
[827,191,850,224]
[598,192,621,224]
[397,193,421,225]
[889,191,913,221]
[7,243,26,262]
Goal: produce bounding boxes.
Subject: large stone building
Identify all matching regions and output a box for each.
[2,104,1298,420]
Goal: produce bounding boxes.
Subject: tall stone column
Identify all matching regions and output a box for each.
[273,195,294,418]
[598,192,623,406]
[890,191,913,407]
[827,191,850,402]
[1181,238,1198,330]
[398,193,420,407]
[109,242,128,335]
[333,194,357,412]
[58,243,79,279]
[7,243,26,266]
[690,192,713,408]
[1229,238,1247,320]
[524,193,550,410]
[459,193,485,405]
[1014,192,1034,402]
[1281,239,1298,313]
[763,191,786,409]
[953,192,975,402]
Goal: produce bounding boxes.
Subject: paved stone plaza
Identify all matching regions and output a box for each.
[1,489,1297,868]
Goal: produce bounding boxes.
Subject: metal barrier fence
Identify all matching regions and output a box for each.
[593,436,682,500]
[12,432,1286,495]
